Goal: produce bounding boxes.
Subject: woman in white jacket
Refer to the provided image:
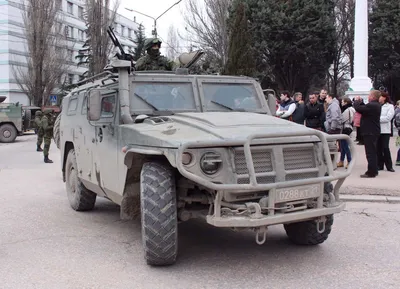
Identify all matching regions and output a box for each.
[377,93,395,172]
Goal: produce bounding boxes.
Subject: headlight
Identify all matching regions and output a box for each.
[200,151,222,175]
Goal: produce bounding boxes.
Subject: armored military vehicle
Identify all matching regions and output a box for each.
[0,96,41,143]
[55,27,354,266]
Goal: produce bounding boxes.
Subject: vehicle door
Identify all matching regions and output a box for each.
[76,93,94,185]
[92,91,120,197]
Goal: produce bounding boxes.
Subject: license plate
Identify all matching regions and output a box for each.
[275,184,321,203]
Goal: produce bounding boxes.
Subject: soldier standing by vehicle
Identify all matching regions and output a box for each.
[41,109,54,163]
[135,38,174,71]
[34,111,43,152]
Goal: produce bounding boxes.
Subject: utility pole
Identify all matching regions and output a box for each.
[125,0,182,39]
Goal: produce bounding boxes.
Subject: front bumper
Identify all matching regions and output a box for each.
[206,202,345,227]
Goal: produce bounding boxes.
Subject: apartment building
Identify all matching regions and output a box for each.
[0,0,138,105]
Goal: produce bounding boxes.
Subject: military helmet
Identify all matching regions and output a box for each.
[144,38,162,50]
[35,110,42,116]
[43,108,53,115]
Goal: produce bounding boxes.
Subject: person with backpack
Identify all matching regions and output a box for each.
[377,93,395,172]
[337,97,355,169]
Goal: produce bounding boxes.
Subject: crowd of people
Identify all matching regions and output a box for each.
[274,89,400,178]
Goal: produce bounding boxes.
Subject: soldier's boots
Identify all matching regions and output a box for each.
[37,145,43,152]
[44,156,53,163]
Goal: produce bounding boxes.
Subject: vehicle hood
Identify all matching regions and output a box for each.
[120,112,321,148]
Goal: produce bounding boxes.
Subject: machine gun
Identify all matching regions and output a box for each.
[107,26,135,72]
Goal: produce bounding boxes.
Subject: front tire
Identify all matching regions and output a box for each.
[65,149,96,211]
[140,162,178,266]
[284,215,334,245]
[0,124,17,143]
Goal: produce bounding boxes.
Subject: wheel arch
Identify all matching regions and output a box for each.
[62,141,75,182]
[120,150,173,220]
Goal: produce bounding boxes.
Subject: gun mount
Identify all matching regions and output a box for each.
[107,26,135,73]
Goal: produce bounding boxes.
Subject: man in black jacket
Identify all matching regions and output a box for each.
[292,92,306,125]
[304,93,324,130]
[354,90,382,178]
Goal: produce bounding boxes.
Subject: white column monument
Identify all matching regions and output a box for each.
[346,0,373,103]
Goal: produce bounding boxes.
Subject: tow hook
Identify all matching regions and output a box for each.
[255,226,268,245]
[316,216,327,233]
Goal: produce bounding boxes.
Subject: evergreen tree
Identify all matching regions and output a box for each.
[369,0,400,100]
[132,23,146,61]
[76,0,118,78]
[245,0,336,93]
[224,1,256,76]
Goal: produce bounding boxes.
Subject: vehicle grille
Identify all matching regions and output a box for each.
[234,145,318,184]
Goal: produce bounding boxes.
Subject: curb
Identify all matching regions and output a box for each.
[340,194,400,204]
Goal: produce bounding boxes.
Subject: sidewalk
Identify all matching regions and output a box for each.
[338,134,399,197]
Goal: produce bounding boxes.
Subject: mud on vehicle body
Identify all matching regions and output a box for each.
[58,58,354,266]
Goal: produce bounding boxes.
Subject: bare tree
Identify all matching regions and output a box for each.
[166,24,180,60]
[182,0,232,70]
[328,0,355,97]
[77,0,119,77]
[12,0,69,106]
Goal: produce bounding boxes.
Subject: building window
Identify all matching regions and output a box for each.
[68,49,74,62]
[128,28,132,39]
[67,1,73,15]
[68,74,75,84]
[66,26,74,38]
[78,6,84,19]
[121,25,125,36]
[78,29,85,41]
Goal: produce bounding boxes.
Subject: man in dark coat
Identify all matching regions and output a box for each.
[354,90,382,178]
[291,92,306,125]
[304,93,324,130]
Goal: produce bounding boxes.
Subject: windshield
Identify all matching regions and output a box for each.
[130,82,196,114]
[202,83,261,111]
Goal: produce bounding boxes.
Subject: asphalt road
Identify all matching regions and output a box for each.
[1,134,400,289]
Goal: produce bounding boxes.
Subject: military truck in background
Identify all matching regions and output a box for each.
[0,95,62,143]
[0,96,39,143]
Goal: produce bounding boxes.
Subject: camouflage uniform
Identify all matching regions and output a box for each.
[135,38,174,71]
[34,111,43,152]
[41,109,54,163]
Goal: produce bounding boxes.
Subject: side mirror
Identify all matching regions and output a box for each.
[87,90,102,121]
[263,89,277,114]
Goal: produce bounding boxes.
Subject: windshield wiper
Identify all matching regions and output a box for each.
[134,92,175,116]
[134,92,159,111]
[210,100,246,112]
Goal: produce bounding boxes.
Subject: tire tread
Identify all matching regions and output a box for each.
[140,162,177,266]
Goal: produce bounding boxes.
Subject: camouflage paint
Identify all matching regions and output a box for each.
[0,102,23,133]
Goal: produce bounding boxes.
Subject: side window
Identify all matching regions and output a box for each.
[67,97,78,115]
[100,95,116,118]
[81,95,87,115]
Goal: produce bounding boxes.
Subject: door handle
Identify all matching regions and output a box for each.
[98,127,103,142]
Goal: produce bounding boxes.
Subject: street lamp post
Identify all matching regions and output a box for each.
[125,0,182,38]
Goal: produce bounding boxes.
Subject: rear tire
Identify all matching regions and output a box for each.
[140,162,178,266]
[53,113,61,149]
[0,124,18,143]
[65,149,96,211]
[284,215,334,245]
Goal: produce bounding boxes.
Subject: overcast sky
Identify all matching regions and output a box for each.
[116,0,187,54]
